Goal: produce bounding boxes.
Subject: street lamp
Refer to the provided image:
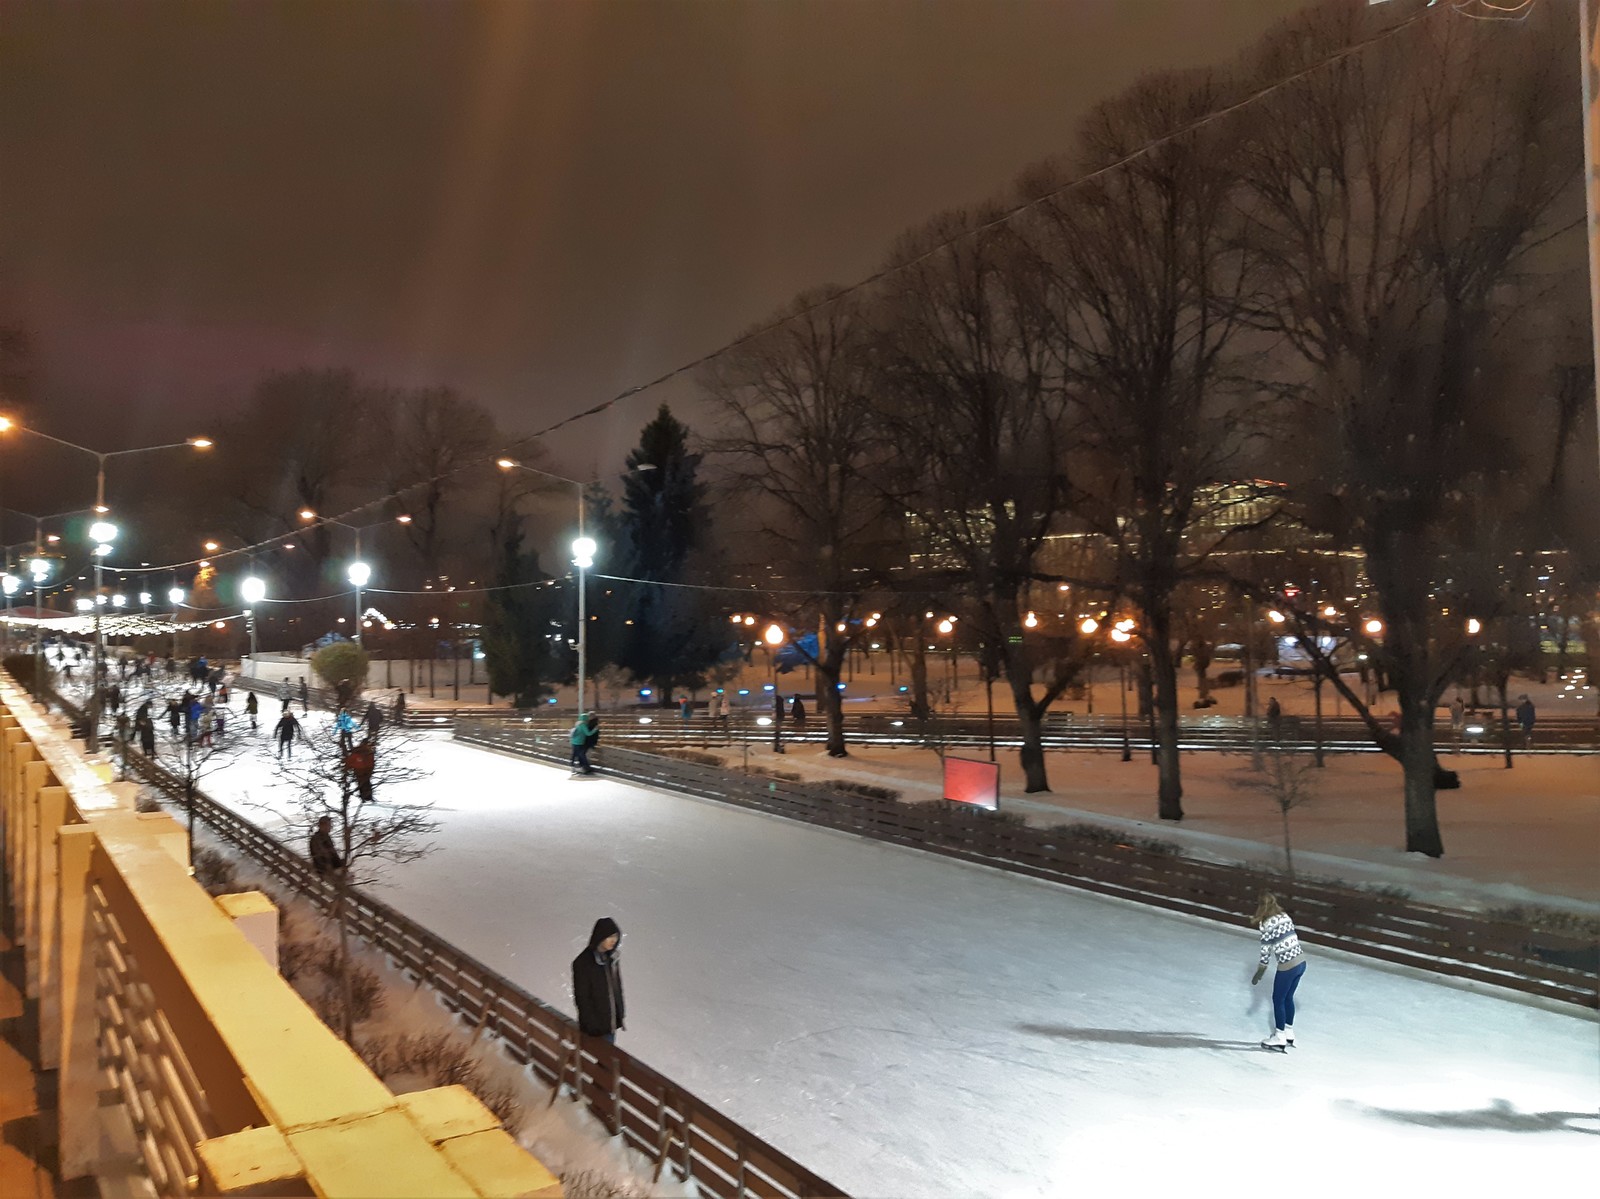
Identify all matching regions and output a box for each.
[1110,623,1134,762]
[28,556,53,687]
[347,561,371,645]
[763,623,786,753]
[241,575,267,662]
[0,424,211,748]
[168,586,185,662]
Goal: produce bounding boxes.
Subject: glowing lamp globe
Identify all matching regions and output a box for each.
[347,561,371,588]
[240,576,267,605]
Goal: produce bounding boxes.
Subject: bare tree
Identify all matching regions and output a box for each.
[273,719,435,1044]
[706,288,894,757]
[1237,0,1577,855]
[873,207,1081,792]
[1034,68,1266,821]
[1246,746,1319,884]
[384,387,498,584]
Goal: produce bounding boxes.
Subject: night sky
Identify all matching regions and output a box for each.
[2,0,1312,474]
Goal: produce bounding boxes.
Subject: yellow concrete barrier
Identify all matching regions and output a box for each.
[0,678,561,1198]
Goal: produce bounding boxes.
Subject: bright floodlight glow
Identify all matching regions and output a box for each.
[730,613,742,623]
[396,514,412,524]
[168,587,184,604]
[937,618,954,634]
[111,594,126,608]
[743,615,755,626]
[1023,611,1039,629]
[1,574,19,596]
[1267,609,1285,624]
[88,521,118,543]
[92,544,113,557]
[0,416,11,431]
[1110,628,1132,643]
[1115,617,1136,632]
[203,540,220,552]
[240,576,267,605]
[188,437,214,448]
[1364,618,1383,635]
[496,458,516,470]
[1080,618,1099,635]
[347,561,371,587]
[763,623,785,646]
[571,536,597,568]
[138,591,152,605]
[1466,617,1481,635]
[29,558,51,579]
[298,508,316,521]
[75,598,93,612]
[1323,605,1337,617]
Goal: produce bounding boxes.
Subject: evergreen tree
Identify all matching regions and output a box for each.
[614,405,730,698]
[481,521,564,707]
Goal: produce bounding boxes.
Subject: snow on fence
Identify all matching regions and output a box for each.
[454,720,1600,1011]
[105,736,847,1199]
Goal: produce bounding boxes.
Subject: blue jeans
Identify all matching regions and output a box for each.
[1272,961,1306,1030]
[572,743,591,773]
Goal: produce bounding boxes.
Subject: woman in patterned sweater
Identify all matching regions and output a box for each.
[1251,893,1306,1048]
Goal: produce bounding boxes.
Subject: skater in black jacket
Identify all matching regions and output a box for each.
[571,917,625,1043]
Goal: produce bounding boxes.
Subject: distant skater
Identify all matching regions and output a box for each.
[1515,694,1535,749]
[275,709,300,760]
[1251,893,1306,1051]
[246,690,259,731]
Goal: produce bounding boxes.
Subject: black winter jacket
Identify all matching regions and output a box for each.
[572,917,625,1037]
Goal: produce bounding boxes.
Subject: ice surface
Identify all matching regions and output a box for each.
[204,724,1599,1199]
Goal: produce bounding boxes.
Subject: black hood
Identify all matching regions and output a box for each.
[588,917,621,952]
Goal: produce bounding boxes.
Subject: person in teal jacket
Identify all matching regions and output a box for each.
[571,713,596,775]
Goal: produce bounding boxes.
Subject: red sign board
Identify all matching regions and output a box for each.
[943,756,1000,811]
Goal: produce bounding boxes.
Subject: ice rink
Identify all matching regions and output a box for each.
[201,725,1598,1198]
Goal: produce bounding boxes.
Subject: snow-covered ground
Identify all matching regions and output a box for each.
[190,718,1598,1199]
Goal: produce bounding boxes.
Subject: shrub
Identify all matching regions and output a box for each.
[310,642,370,707]
[192,847,239,895]
[656,748,723,767]
[135,788,165,813]
[827,780,901,802]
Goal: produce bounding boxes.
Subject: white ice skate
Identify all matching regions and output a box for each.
[1261,1029,1289,1052]
[1283,1025,1295,1047]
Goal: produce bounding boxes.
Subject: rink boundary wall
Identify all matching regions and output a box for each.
[52,688,851,1199]
[452,721,1599,1011]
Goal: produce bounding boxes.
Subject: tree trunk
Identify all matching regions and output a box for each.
[1280,806,1295,883]
[1146,624,1184,821]
[910,637,930,720]
[1001,651,1050,792]
[1400,702,1445,857]
[336,885,354,1045]
[816,656,847,758]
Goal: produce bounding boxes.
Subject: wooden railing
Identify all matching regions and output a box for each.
[4,680,565,1198]
[456,720,1600,1011]
[121,747,849,1199]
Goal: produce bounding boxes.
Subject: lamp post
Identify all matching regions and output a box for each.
[1110,623,1134,762]
[297,511,410,648]
[764,623,786,754]
[0,423,212,748]
[168,586,185,664]
[347,559,370,646]
[240,574,267,663]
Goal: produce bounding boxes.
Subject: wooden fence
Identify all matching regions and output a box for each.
[455,720,1599,1011]
[116,742,847,1199]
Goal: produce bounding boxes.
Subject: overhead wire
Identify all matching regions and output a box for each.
[100,0,1443,585]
